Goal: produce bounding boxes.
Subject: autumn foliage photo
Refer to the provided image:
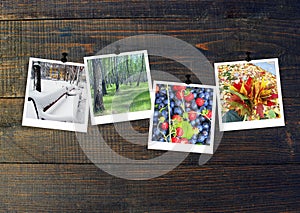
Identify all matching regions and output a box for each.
[215,58,285,131]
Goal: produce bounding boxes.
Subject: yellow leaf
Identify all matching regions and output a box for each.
[240,83,248,96]
[260,89,272,98]
[229,85,238,92]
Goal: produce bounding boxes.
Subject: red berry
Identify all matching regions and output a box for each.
[171,137,180,143]
[176,90,184,100]
[161,122,169,130]
[188,111,197,121]
[173,85,186,91]
[172,115,182,122]
[196,98,205,106]
[206,110,212,119]
[184,92,194,102]
[155,85,159,93]
[180,138,188,144]
[176,127,184,137]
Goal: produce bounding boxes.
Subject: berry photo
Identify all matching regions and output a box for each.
[214,58,285,131]
[84,50,152,125]
[148,81,216,154]
[22,58,89,132]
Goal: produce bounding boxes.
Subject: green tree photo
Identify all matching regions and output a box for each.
[87,52,151,116]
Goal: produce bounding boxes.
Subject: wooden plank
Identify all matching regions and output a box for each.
[1,98,298,164]
[0,0,299,20]
[0,19,299,98]
[1,164,299,212]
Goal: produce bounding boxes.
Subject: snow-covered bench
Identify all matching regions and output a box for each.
[28,85,81,122]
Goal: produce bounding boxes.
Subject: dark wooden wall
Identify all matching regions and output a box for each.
[0,0,299,212]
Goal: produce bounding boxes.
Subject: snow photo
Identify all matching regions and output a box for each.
[84,50,152,125]
[22,58,89,132]
[148,81,216,154]
[214,58,285,131]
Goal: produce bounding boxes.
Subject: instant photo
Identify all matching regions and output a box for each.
[148,81,216,154]
[84,50,152,125]
[22,58,89,132]
[214,58,285,131]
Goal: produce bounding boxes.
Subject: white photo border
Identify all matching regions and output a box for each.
[84,50,153,125]
[214,58,285,132]
[148,80,217,154]
[22,57,89,133]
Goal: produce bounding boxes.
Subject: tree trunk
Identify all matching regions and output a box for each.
[99,59,107,95]
[92,60,105,113]
[114,56,119,92]
[136,54,144,87]
[126,55,131,85]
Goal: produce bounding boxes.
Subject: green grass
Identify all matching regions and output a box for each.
[93,82,151,116]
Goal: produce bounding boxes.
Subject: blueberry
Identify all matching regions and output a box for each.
[159,96,165,101]
[158,103,165,109]
[192,134,198,140]
[197,125,203,132]
[190,139,197,144]
[155,98,162,104]
[190,120,196,126]
[203,122,210,130]
[160,88,167,95]
[191,100,198,110]
[175,99,182,107]
[169,92,175,99]
[198,93,205,99]
[161,110,168,119]
[207,105,212,110]
[159,138,165,142]
[174,107,183,115]
[153,128,160,136]
[202,130,209,138]
[170,101,175,108]
[163,99,169,105]
[197,135,206,143]
[199,115,206,122]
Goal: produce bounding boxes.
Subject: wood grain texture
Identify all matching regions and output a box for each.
[1,164,299,212]
[0,19,299,97]
[0,0,299,20]
[0,98,299,164]
[0,0,299,212]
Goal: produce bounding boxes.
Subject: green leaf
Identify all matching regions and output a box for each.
[222,110,244,123]
[228,101,251,116]
[182,112,189,120]
[181,121,194,140]
[226,89,249,101]
[268,110,276,119]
